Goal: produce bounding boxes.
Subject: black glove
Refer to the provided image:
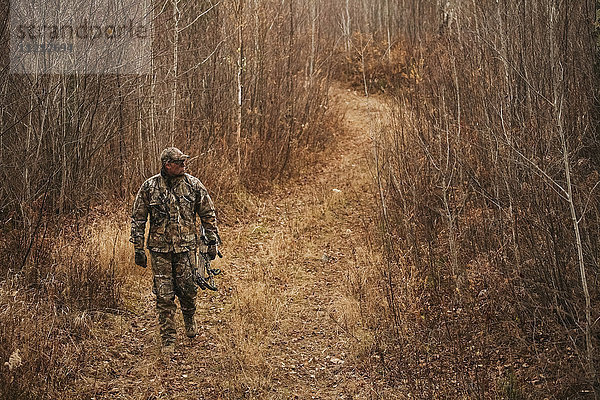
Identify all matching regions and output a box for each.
[207,245,217,260]
[134,249,147,267]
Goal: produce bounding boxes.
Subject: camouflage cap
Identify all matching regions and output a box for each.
[160,147,190,164]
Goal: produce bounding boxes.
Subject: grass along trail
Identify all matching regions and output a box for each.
[72,84,389,399]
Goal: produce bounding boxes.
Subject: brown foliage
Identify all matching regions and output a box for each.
[362,0,600,398]
[0,214,126,400]
[336,33,413,94]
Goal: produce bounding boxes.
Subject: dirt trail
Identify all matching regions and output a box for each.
[75,85,388,399]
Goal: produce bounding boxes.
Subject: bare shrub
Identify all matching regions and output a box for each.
[360,0,600,397]
[0,210,128,400]
[335,32,411,94]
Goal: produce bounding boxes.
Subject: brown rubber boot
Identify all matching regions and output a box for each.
[183,314,197,338]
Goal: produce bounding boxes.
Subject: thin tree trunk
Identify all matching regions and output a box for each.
[551,2,594,378]
[596,0,600,53]
[137,82,145,175]
[344,0,351,52]
[558,91,595,380]
[59,79,67,214]
[171,0,180,145]
[386,0,391,61]
[150,38,157,172]
[236,0,244,175]
[309,1,317,80]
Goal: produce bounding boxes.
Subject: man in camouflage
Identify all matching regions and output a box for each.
[130,147,220,357]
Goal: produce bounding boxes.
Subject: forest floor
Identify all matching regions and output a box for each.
[71,84,393,399]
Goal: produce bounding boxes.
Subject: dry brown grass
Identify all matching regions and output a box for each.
[0,209,136,400]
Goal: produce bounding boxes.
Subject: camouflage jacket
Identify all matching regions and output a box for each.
[130,171,220,253]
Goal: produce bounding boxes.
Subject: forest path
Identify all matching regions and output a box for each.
[75,84,389,399]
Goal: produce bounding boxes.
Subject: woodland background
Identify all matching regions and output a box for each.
[1,0,600,398]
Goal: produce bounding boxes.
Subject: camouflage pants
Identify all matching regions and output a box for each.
[150,250,197,346]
